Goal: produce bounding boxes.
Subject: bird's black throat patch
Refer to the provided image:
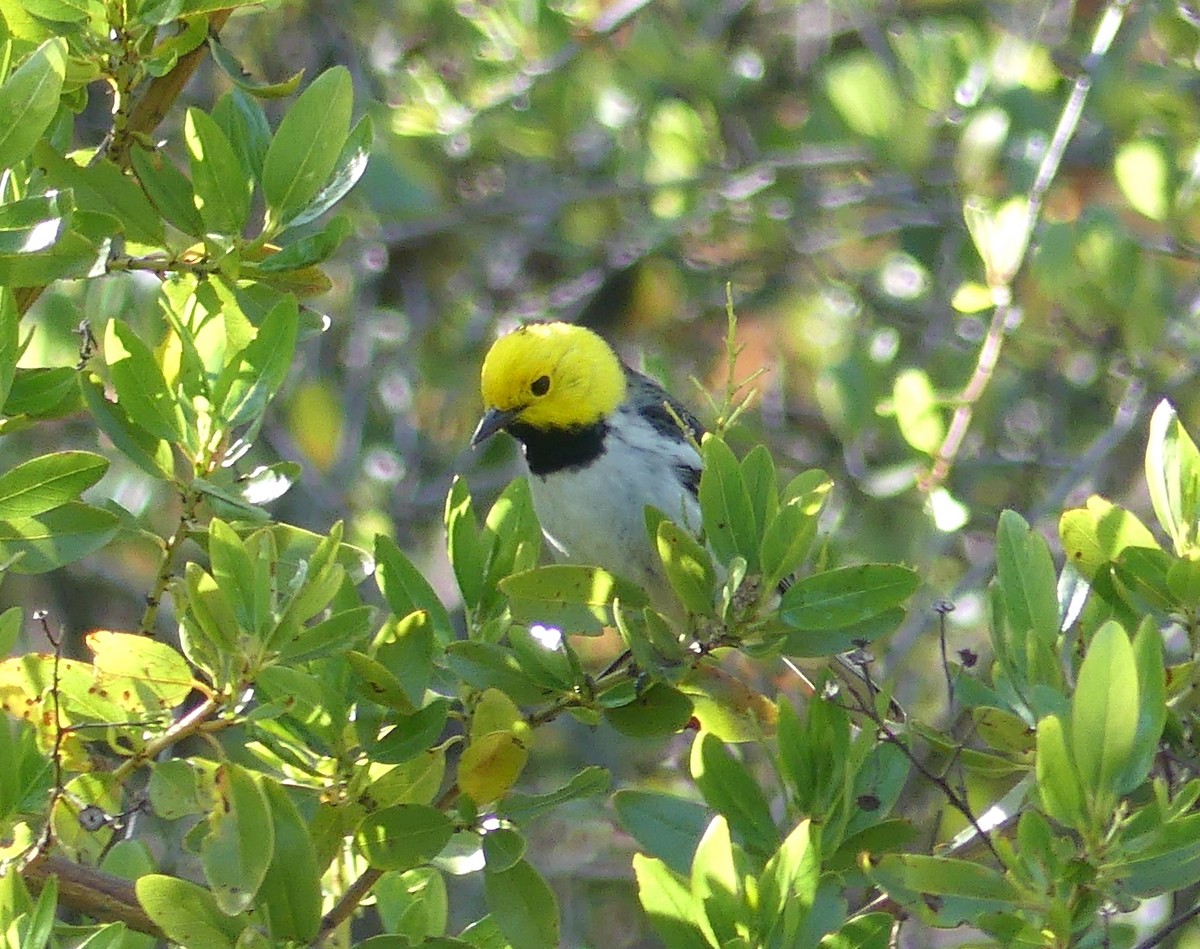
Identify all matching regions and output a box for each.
[507,420,608,476]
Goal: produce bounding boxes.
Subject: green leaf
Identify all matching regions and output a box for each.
[824,51,901,142]
[207,35,305,100]
[0,38,66,169]
[131,146,206,237]
[182,562,238,657]
[655,518,716,616]
[632,855,710,949]
[1115,138,1171,222]
[699,436,758,569]
[0,501,118,574]
[1071,620,1139,813]
[211,88,273,185]
[506,622,573,690]
[1059,495,1160,580]
[355,804,453,871]
[995,509,1060,684]
[0,605,22,656]
[482,827,526,873]
[201,762,274,914]
[694,815,755,947]
[369,609,434,703]
[1035,714,1086,832]
[614,789,710,877]
[373,699,450,764]
[445,475,487,612]
[79,373,174,479]
[257,780,321,942]
[285,114,373,229]
[5,366,79,420]
[213,294,298,428]
[135,874,243,949]
[105,319,185,442]
[892,367,944,454]
[502,766,611,825]
[690,732,777,855]
[34,144,164,245]
[20,874,56,949]
[759,819,819,946]
[603,682,694,738]
[500,564,648,635]
[483,858,560,949]
[254,214,351,272]
[349,649,415,714]
[445,642,552,705]
[820,913,894,949]
[0,289,18,412]
[780,563,918,630]
[185,106,252,236]
[0,196,107,287]
[759,501,820,590]
[86,629,193,706]
[1119,616,1166,795]
[0,450,107,519]
[484,477,542,574]
[869,853,1024,904]
[1145,400,1200,557]
[207,518,260,638]
[149,759,204,820]
[739,444,778,538]
[1107,813,1200,897]
[368,750,446,809]
[375,534,454,644]
[262,66,353,230]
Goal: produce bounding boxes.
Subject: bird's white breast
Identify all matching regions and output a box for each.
[525,404,701,609]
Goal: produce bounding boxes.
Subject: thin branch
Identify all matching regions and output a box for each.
[140,488,199,636]
[845,659,1005,867]
[918,0,1137,492]
[20,851,165,940]
[111,695,220,783]
[921,303,1010,492]
[1132,899,1200,949]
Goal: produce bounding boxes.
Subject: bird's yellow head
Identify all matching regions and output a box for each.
[471,322,626,445]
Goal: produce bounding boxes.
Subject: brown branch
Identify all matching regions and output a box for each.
[107,10,233,170]
[112,695,221,782]
[316,866,383,944]
[20,851,165,940]
[920,302,1010,492]
[918,0,1137,492]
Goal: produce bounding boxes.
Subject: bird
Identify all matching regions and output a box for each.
[470,320,704,617]
[470,321,905,719]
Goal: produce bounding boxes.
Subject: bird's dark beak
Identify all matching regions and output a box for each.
[471,406,521,447]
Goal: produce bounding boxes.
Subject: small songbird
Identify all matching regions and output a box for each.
[471,321,903,717]
[470,321,704,615]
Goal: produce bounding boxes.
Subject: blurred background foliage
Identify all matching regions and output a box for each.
[12,0,1200,943]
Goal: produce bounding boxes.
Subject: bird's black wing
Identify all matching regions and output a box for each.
[624,366,704,499]
[624,366,706,441]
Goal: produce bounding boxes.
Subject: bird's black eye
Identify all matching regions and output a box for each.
[531,375,550,396]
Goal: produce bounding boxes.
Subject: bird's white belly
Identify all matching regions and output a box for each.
[526,431,700,604]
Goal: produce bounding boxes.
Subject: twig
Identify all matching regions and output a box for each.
[35,611,64,853]
[846,676,1005,867]
[111,695,220,782]
[140,488,199,636]
[20,851,165,939]
[919,0,1137,492]
[1132,899,1200,949]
